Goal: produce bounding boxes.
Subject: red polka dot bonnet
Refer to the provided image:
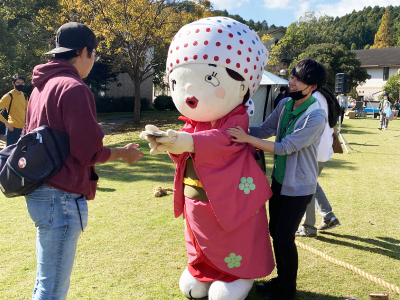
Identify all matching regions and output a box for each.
[166,17,268,97]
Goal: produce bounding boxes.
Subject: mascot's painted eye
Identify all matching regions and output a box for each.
[170,79,177,91]
[205,72,220,87]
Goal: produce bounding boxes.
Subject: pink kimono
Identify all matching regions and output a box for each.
[169,105,275,282]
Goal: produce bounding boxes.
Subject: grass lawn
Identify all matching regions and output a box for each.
[0,113,399,300]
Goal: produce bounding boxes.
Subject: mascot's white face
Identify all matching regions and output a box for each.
[169,63,248,123]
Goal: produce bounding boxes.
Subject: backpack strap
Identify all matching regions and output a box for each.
[6,92,13,114]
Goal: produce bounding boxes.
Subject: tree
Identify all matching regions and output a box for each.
[383,73,400,101]
[0,0,58,92]
[268,12,339,67]
[371,6,394,49]
[0,15,17,93]
[351,43,357,50]
[290,43,370,91]
[43,0,212,124]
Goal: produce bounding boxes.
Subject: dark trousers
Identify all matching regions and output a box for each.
[340,108,345,124]
[6,127,22,146]
[269,179,313,292]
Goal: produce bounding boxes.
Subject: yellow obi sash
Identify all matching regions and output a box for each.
[183,157,209,202]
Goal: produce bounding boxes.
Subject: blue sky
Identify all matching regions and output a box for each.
[210,0,399,28]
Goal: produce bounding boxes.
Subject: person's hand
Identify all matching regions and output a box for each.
[120,143,143,163]
[5,122,14,132]
[226,126,249,143]
[153,130,194,155]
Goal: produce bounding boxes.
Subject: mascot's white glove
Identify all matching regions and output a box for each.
[140,125,195,155]
[155,130,195,155]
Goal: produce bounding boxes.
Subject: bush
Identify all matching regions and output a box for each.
[95,96,152,113]
[140,98,152,111]
[153,95,176,111]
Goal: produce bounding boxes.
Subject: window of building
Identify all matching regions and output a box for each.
[383,67,389,81]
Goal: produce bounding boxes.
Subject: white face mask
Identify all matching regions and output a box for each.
[384,96,388,100]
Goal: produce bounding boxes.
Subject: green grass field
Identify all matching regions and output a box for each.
[0,113,399,300]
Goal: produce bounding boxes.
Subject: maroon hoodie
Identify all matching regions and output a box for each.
[26,58,111,200]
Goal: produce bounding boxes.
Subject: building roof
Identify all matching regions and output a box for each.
[257,28,286,37]
[352,48,400,67]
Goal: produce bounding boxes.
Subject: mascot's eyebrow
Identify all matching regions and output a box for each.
[208,64,217,67]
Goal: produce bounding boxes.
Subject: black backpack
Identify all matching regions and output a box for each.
[316,85,341,128]
[0,92,28,135]
[0,126,69,197]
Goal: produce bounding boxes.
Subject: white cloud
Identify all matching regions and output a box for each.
[294,1,311,19]
[263,0,292,9]
[317,0,397,18]
[211,0,250,10]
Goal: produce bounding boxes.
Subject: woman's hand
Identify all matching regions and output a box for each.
[227,126,249,143]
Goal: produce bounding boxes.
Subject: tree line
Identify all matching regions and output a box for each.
[1,1,398,122]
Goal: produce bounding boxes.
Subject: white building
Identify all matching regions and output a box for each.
[353,48,400,102]
[257,28,286,52]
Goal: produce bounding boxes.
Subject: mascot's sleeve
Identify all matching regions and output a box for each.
[191,114,272,232]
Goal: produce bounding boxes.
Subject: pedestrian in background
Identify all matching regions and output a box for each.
[0,74,29,145]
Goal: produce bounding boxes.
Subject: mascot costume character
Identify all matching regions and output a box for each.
[140,17,275,300]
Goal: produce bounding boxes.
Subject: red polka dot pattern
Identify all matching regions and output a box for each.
[166,16,269,97]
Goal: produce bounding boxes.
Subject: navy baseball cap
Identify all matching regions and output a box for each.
[45,22,98,55]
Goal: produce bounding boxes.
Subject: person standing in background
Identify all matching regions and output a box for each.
[0,74,28,145]
[274,86,288,109]
[337,93,348,124]
[296,88,341,238]
[378,92,392,130]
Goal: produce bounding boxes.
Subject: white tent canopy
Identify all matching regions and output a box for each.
[249,71,289,127]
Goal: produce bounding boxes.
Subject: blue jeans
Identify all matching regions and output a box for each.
[25,184,88,300]
[6,127,22,146]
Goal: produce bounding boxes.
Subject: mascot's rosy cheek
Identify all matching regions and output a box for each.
[214,87,226,99]
[142,17,275,300]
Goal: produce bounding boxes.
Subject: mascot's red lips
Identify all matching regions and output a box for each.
[186,97,198,109]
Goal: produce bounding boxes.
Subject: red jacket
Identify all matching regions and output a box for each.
[26,58,111,200]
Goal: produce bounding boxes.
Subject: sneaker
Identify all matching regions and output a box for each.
[295,226,317,238]
[378,128,382,130]
[256,277,281,294]
[384,128,387,130]
[317,217,340,231]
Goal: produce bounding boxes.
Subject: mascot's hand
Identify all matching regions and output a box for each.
[139,125,165,155]
[155,130,195,155]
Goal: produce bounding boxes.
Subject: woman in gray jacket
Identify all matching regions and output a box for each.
[228,58,327,300]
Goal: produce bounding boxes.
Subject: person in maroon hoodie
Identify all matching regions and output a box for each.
[24,22,143,300]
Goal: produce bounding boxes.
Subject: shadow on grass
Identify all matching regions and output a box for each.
[96,187,116,192]
[96,140,176,183]
[317,232,400,261]
[347,142,378,147]
[249,289,345,300]
[295,290,345,300]
[340,128,373,135]
[324,159,357,171]
[96,159,176,183]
